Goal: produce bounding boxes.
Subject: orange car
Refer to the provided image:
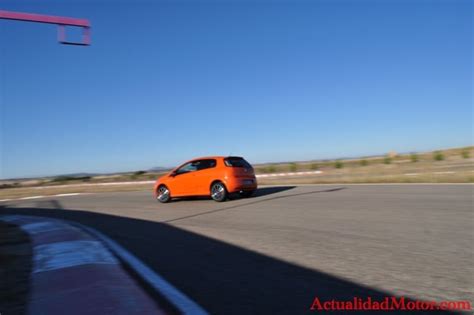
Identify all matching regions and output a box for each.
[154,156,257,203]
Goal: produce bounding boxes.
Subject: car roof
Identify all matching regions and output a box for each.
[189,156,243,161]
[172,156,246,169]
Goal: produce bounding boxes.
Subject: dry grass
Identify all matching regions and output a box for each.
[258,173,473,185]
[255,146,473,185]
[259,153,474,184]
[254,146,474,174]
[1,146,472,200]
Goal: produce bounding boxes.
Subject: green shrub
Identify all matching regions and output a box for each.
[264,165,277,173]
[433,151,444,161]
[384,156,392,164]
[289,163,298,172]
[130,171,144,179]
[52,176,90,182]
[335,161,344,169]
[310,163,319,170]
[462,150,470,159]
[52,176,69,182]
[410,153,418,163]
[359,159,368,166]
[0,182,20,189]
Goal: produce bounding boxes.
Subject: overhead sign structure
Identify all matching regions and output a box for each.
[0,9,90,46]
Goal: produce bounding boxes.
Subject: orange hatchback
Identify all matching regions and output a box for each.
[154,156,258,203]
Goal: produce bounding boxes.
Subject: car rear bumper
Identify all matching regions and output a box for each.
[225,177,257,193]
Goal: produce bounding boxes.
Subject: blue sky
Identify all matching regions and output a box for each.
[0,0,472,178]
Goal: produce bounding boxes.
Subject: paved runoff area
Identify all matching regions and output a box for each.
[1,184,472,314]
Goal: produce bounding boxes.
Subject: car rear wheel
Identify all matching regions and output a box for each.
[211,182,228,202]
[156,185,171,203]
[239,190,255,198]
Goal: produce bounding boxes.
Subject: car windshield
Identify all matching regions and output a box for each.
[224,157,252,168]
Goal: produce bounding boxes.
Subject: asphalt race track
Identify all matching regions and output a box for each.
[1,184,472,314]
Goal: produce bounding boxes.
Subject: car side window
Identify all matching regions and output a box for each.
[176,162,198,174]
[175,159,217,175]
[194,159,217,171]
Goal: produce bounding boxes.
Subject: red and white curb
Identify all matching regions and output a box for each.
[257,170,322,178]
[1,169,468,203]
[0,193,85,203]
[0,172,326,202]
[80,225,209,315]
[33,181,155,189]
[27,171,325,190]
[0,215,209,315]
[404,171,458,176]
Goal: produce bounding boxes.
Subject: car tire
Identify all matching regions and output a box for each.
[156,185,171,203]
[239,190,255,198]
[210,182,228,202]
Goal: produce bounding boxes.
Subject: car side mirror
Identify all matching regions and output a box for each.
[170,171,177,177]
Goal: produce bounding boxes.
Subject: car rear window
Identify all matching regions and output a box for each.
[224,157,252,168]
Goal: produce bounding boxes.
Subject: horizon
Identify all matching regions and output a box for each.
[1,0,472,179]
[2,144,471,180]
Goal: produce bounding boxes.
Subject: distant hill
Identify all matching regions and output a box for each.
[53,172,101,178]
[148,166,171,172]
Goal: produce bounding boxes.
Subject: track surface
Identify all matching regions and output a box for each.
[2,185,472,314]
